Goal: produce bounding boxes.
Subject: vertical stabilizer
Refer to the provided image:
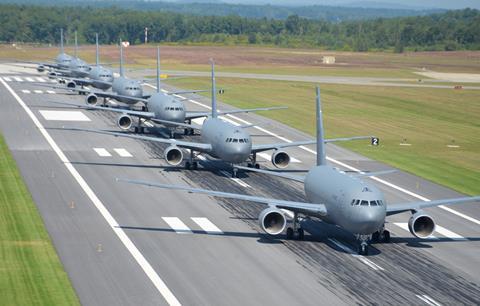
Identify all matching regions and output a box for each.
[156,46,160,93]
[211,59,217,118]
[95,33,99,66]
[316,86,326,166]
[60,28,64,53]
[74,31,78,58]
[119,39,125,77]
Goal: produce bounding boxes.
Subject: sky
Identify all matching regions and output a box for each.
[215,0,480,10]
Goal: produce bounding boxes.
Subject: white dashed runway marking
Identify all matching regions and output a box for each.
[114,148,133,157]
[191,217,223,234]
[93,148,112,157]
[162,217,192,234]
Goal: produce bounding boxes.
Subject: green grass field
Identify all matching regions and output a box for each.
[165,77,480,195]
[0,135,80,305]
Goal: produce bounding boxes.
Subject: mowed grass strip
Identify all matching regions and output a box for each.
[166,77,480,195]
[0,135,79,305]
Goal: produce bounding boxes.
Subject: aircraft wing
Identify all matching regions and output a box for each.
[251,136,375,153]
[168,89,208,95]
[48,101,155,118]
[57,76,112,88]
[184,106,288,121]
[235,165,305,183]
[386,196,480,216]
[64,127,212,152]
[37,84,149,104]
[150,118,201,130]
[118,179,327,216]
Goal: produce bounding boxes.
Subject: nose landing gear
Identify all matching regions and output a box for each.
[356,234,372,255]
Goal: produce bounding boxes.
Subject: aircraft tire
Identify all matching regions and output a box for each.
[382,230,391,243]
[185,162,191,170]
[192,162,198,170]
[297,228,304,240]
[286,227,294,239]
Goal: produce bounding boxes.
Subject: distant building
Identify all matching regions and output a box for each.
[322,56,335,64]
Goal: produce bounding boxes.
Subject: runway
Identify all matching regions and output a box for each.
[0,65,479,305]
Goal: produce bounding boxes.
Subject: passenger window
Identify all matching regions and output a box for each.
[361,200,369,206]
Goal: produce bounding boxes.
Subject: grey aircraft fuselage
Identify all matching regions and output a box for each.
[88,65,114,90]
[55,53,72,69]
[111,77,143,104]
[304,166,386,235]
[202,118,252,164]
[147,92,187,123]
[68,57,91,78]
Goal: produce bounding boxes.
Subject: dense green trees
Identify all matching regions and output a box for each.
[0,4,478,51]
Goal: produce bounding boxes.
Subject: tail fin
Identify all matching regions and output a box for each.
[119,39,125,77]
[316,86,326,166]
[210,59,217,118]
[60,28,64,53]
[156,46,160,93]
[74,31,78,58]
[95,33,99,66]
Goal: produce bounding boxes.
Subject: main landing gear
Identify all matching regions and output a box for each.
[371,228,391,243]
[247,152,260,169]
[286,213,304,240]
[134,118,145,134]
[185,150,198,170]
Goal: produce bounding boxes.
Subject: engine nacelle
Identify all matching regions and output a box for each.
[408,211,435,238]
[66,81,76,88]
[37,65,45,73]
[271,150,290,169]
[48,71,58,79]
[85,93,98,106]
[117,114,133,130]
[258,208,287,235]
[164,146,183,166]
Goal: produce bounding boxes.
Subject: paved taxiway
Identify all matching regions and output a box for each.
[0,65,479,305]
[133,69,480,90]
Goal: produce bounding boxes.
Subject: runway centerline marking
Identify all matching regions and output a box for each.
[329,238,384,271]
[0,78,181,306]
[93,148,112,157]
[191,217,223,234]
[36,77,46,82]
[114,148,133,157]
[34,90,43,94]
[25,77,35,82]
[14,76,23,82]
[149,84,480,227]
[220,170,251,188]
[3,77,11,82]
[39,110,91,121]
[21,89,31,94]
[46,90,56,94]
[162,217,192,234]
[416,294,442,306]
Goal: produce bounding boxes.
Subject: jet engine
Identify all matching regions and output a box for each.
[164,146,183,166]
[66,81,76,89]
[117,114,133,130]
[85,93,98,105]
[258,208,287,235]
[271,150,290,169]
[408,211,435,238]
[48,71,58,79]
[37,65,45,73]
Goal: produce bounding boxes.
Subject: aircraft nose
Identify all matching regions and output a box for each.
[355,208,384,234]
[165,110,184,123]
[227,144,250,163]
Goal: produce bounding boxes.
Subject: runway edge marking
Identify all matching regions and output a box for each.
[0,79,181,306]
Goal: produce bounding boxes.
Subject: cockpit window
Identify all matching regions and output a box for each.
[370,201,377,206]
[233,139,238,143]
[360,200,369,206]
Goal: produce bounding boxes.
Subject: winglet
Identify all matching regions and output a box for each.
[156,46,161,93]
[119,39,125,77]
[316,86,326,166]
[210,59,217,118]
[60,28,64,53]
[95,33,99,66]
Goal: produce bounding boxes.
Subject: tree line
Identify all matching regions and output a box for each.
[0,4,478,52]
